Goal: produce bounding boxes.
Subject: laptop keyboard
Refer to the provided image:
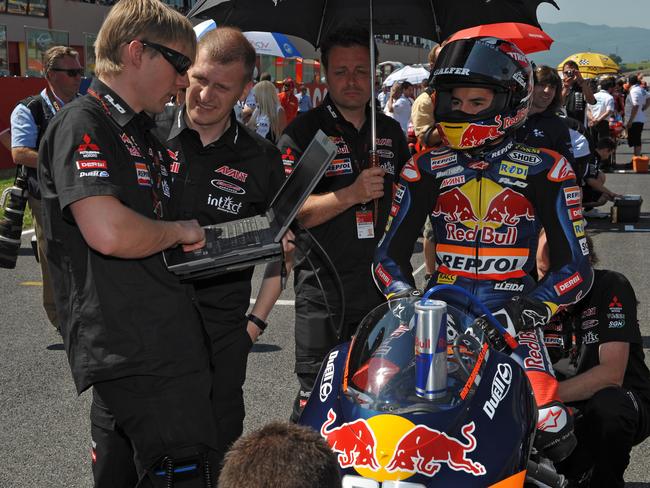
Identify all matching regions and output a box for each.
[203,218,268,254]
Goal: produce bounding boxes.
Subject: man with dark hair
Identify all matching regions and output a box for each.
[38,1,222,485]
[562,60,597,126]
[516,65,575,166]
[581,137,620,211]
[539,240,650,488]
[218,421,341,488]
[624,74,650,157]
[10,45,82,330]
[278,26,410,422]
[153,26,288,461]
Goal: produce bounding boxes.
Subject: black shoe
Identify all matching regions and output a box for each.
[534,401,577,463]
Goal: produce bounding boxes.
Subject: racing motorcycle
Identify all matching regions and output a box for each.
[299,285,567,487]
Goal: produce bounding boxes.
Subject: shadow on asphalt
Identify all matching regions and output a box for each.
[250,343,282,353]
[46,343,64,351]
[626,483,650,487]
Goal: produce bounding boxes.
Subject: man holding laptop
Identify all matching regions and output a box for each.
[154,27,295,459]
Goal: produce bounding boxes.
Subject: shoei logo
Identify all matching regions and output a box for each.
[508,150,542,165]
[483,363,513,419]
[433,67,470,76]
[319,351,339,402]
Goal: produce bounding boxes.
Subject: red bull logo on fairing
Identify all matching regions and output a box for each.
[386,421,486,477]
[320,409,381,471]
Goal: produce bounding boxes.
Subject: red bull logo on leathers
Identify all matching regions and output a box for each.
[432,179,535,254]
[438,117,505,150]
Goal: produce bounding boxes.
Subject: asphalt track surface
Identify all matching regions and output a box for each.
[2,131,650,487]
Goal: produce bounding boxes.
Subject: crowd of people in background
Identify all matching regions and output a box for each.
[5,2,650,486]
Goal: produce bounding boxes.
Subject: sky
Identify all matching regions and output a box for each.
[537,0,650,28]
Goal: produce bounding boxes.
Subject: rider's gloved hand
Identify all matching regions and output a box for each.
[473,317,510,352]
[492,295,552,336]
[386,287,421,300]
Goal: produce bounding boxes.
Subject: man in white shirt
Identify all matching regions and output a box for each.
[624,75,650,156]
[588,77,616,146]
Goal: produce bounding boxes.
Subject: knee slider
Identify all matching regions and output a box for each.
[146,444,216,488]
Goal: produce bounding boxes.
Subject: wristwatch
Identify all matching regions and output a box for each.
[247,313,268,334]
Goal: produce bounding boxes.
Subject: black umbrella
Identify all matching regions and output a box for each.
[188,0,557,46]
[188,0,558,217]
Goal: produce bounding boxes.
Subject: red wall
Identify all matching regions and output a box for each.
[0,77,48,170]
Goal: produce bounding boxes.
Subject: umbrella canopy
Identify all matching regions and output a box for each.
[448,22,553,54]
[558,52,620,79]
[188,0,558,46]
[243,31,301,58]
[382,65,430,87]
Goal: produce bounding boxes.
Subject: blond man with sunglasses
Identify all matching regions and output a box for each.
[38,1,222,486]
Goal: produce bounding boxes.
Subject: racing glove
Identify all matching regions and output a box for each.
[479,296,552,352]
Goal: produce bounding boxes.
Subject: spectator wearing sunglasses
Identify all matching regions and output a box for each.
[37,1,222,486]
[10,45,82,332]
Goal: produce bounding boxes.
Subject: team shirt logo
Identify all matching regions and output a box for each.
[134,162,152,187]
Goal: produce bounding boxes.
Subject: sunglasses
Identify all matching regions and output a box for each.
[140,40,192,75]
[50,68,84,77]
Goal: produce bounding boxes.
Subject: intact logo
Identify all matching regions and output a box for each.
[508,150,542,165]
[206,194,242,215]
[215,165,248,182]
[573,219,585,238]
[548,157,576,182]
[436,273,457,284]
[400,158,421,182]
[497,176,528,188]
[134,162,151,186]
[494,281,524,292]
[325,158,353,177]
[211,179,246,195]
[440,175,465,189]
[375,264,392,286]
[563,186,581,206]
[554,272,583,296]
[77,134,101,158]
[518,331,546,371]
[469,161,489,171]
[319,351,338,402]
[569,207,583,221]
[430,153,457,171]
[483,363,512,419]
[76,160,107,170]
[499,161,528,180]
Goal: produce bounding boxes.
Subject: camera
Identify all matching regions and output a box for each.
[0,165,29,269]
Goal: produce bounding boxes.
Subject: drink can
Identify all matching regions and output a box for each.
[414,299,447,400]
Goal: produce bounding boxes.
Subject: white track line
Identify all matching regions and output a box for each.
[250,298,295,306]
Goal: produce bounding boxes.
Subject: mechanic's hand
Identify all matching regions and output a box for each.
[474,317,509,352]
[247,319,263,343]
[178,220,206,252]
[350,167,386,205]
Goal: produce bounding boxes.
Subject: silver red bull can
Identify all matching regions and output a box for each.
[414,299,448,400]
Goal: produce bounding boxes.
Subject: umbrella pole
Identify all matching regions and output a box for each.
[368,0,379,225]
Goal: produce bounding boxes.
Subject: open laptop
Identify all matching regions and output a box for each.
[163,130,337,279]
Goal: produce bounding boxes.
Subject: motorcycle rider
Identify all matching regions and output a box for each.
[373,37,594,463]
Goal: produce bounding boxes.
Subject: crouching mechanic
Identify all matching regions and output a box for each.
[540,241,650,488]
[373,37,594,463]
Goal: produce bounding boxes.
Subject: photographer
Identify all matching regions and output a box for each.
[561,60,596,126]
[9,46,82,330]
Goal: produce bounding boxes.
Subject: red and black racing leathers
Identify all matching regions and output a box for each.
[373,137,593,326]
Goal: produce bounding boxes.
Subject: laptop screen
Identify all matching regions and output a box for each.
[269,130,336,239]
